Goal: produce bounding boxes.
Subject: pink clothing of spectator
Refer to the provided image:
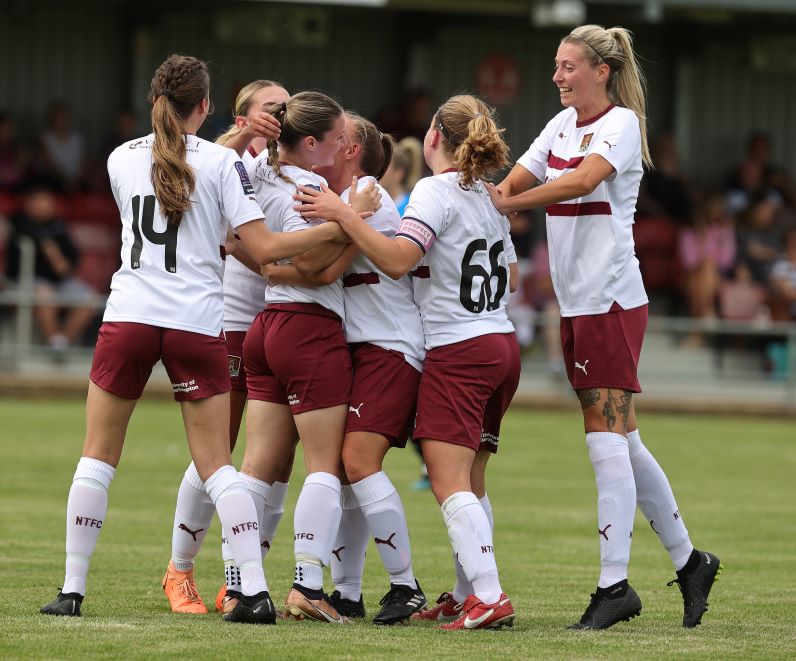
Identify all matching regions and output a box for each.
[678,224,736,275]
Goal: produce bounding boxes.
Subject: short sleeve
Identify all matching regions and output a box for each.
[398,177,450,253]
[218,151,265,229]
[504,229,517,264]
[590,109,641,178]
[516,115,560,182]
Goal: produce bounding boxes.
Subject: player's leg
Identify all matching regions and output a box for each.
[626,400,721,627]
[41,322,156,617]
[563,308,642,630]
[169,328,274,624]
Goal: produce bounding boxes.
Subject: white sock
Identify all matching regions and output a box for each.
[442,491,502,604]
[205,465,266,596]
[452,493,493,602]
[352,472,415,589]
[63,457,116,595]
[293,472,342,591]
[331,485,368,601]
[240,473,271,556]
[261,481,288,559]
[170,462,215,571]
[586,432,636,588]
[627,429,693,570]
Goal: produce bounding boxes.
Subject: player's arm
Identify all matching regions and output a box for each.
[294,181,422,280]
[496,163,540,198]
[487,154,615,214]
[236,218,345,266]
[264,243,359,287]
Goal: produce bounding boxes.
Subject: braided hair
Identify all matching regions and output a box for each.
[149,54,210,226]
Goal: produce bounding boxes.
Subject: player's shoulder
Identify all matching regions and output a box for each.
[108,134,152,164]
[411,173,451,198]
[547,107,578,131]
[601,105,638,128]
[286,166,327,190]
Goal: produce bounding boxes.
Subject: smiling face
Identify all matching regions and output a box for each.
[553,41,610,118]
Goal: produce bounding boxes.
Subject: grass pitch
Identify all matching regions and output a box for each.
[1,398,795,660]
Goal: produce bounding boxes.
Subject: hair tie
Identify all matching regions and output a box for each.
[473,112,483,119]
[279,101,287,116]
[437,119,458,146]
[378,131,383,140]
[569,33,607,65]
[160,89,175,101]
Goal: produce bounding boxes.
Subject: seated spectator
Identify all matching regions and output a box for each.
[37,101,86,192]
[728,131,795,210]
[678,193,736,323]
[0,111,29,192]
[735,193,785,285]
[770,229,796,321]
[636,132,694,225]
[4,179,98,357]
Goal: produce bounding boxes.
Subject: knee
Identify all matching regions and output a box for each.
[342,443,381,484]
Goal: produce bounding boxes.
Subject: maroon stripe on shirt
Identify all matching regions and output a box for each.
[411,265,430,278]
[546,201,612,216]
[343,272,380,287]
[547,151,585,170]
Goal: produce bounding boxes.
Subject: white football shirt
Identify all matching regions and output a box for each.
[341,177,425,370]
[250,158,345,320]
[516,105,648,316]
[105,134,263,336]
[397,172,516,350]
[223,146,268,332]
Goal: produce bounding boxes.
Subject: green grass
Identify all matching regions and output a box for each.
[1,399,795,660]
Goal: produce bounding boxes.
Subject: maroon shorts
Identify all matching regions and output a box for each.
[560,302,647,393]
[90,322,230,401]
[346,343,421,447]
[413,332,520,453]
[244,303,352,414]
[224,330,248,392]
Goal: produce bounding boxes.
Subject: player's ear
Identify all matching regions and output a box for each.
[234,115,247,130]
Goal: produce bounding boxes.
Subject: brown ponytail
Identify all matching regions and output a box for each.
[435,95,509,189]
[149,54,210,226]
[344,111,393,180]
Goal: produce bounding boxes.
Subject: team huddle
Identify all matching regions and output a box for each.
[40,23,720,632]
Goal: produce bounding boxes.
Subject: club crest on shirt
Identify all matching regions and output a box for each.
[579,133,594,153]
[235,161,255,195]
[228,354,242,378]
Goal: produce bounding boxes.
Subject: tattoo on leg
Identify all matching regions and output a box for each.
[577,388,600,410]
[617,391,632,427]
[602,390,617,431]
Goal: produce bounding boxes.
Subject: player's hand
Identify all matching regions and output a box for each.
[293,183,352,222]
[261,263,277,285]
[485,182,509,214]
[349,177,381,216]
[242,111,281,141]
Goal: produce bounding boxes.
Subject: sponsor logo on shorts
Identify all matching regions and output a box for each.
[172,379,199,393]
[480,431,499,446]
[575,359,589,375]
[348,402,364,418]
[288,393,300,407]
[228,355,242,378]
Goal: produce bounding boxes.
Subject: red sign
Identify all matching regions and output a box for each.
[476,53,521,106]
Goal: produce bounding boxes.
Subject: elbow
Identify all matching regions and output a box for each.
[291,258,318,278]
[385,265,408,280]
[317,270,340,286]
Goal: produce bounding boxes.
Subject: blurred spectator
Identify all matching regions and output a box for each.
[735,193,785,285]
[101,107,138,160]
[37,101,86,192]
[678,193,736,322]
[379,136,423,216]
[0,111,29,192]
[769,229,796,321]
[727,131,795,210]
[637,132,694,225]
[4,179,98,356]
[524,238,563,376]
[377,88,433,142]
